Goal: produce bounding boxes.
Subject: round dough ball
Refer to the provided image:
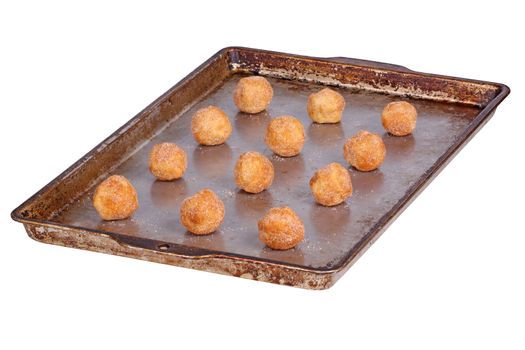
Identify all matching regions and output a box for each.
[258,207,305,250]
[265,116,305,157]
[307,87,346,124]
[191,105,232,145]
[234,151,274,194]
[344,130,386,171]
[180,189,225,235]
[233,76,273,114]
[381,101,417,136]
[309,163,353,206]
[148,142,187,181]
[93,175,139,220]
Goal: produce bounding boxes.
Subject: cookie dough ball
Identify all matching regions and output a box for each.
[344,130,386,171]
[381,101,417,136]
[307,87,346,124]
[234,151,274,194]
[265,116,305,157]
[93,175,139,220]
[310,163,353,206]
[180,189,225,235]
[191,105,232,145]
[148,142,187,181]
[258,207,305,250]
[233,76,273,114]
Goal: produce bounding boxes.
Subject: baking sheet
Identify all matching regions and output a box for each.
[12,47,509,288]
[53,74,480,270]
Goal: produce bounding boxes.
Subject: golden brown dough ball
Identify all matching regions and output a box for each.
[180,189,225,235]
[93,175,139,221]
[309,163,353,206]
[258,207,305,250]
[148,142,187,181]
[233,76,273,114]
[234,151,274,194]
[307,87,346,124]
[265,116,305,157]
[191,105,232,145]
[344,130,386,171]
[381,101,417,136]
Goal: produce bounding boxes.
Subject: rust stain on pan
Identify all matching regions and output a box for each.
[23,224,334,289]
[11,47,510,289]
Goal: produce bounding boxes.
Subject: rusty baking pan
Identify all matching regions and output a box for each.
[11,47,509,289]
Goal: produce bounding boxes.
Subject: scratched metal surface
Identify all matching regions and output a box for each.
[54,74,479,270]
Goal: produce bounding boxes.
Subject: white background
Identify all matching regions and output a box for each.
[1,1,523,349]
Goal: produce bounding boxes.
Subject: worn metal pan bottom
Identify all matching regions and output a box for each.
[11,47,510,289]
